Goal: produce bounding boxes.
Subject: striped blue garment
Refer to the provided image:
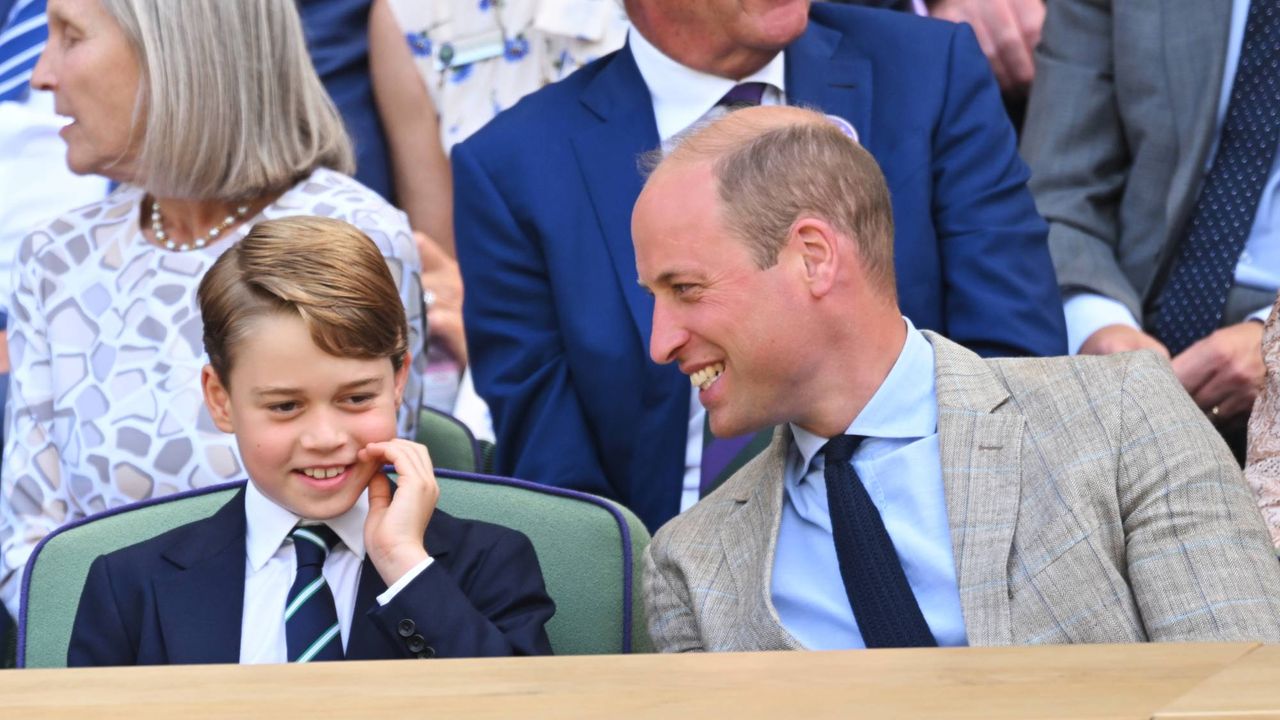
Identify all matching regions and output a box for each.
[0,0,47,102]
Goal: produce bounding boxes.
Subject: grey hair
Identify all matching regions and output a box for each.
[102,0,355,200]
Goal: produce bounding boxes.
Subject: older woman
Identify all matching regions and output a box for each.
[0,0,426,617]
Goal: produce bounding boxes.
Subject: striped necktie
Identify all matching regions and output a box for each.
[0,0,46,103]
[285,525,344,663]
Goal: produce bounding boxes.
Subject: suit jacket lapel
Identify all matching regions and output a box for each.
[720,427,802,650]
[571,43,662,343]
[786,15,873,151]
[345,520,454,659]
[926,332,1023,647]
[153,489,249,664]
[1162,0,1233,236]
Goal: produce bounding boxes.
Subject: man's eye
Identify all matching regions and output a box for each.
[672,284,695,296]
[268,401,299,413]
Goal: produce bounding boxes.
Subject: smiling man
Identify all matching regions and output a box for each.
[636,106,1280,653]
[454,0,1066,534]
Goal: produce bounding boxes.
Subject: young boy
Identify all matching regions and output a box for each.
[67,217,554,665]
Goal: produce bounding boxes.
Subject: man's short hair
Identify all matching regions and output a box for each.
[654,107,897,297]
[198,217,407,385]
[103,0,354,200]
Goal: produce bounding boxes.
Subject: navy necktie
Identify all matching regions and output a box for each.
[285,525,344,662]
[822,435,936,648]
[0,0,46,103]
[1152,0,1280,354]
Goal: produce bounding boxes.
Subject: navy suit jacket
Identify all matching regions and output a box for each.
[67,487,554,666]
[453,4,1067,533]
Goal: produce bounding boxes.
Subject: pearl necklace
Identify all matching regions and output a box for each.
[150,199,249,252]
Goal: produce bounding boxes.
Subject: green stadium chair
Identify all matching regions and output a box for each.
[18,469,651,667]
[416,407,495,474]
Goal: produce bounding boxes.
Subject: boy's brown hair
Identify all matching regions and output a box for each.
[198,216,408,384]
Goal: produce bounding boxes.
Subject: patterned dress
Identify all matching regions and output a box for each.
[389,0,628,151]
[1246,293,1280,549]
[0,168,426,616]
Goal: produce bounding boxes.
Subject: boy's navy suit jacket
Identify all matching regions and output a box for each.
[67,485,555,665]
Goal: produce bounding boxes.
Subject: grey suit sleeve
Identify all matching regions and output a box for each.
[1020,0,1143,318]
[1116,352,1280,642]
[642,536,704,653]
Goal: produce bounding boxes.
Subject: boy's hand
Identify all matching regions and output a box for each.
[360,439,439,587]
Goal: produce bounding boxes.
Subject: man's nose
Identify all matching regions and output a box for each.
[649,299,689,365]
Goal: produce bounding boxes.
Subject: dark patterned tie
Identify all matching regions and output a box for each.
[285,525,344,662]
[717,82,768,108]
[822,435,936,648]
[1152,0,1280,354]
[0,0,46,102]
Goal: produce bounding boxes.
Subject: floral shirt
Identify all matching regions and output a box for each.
[389,0,629,150]
[0,168,427,616]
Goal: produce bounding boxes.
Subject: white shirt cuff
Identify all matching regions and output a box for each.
[1063,293,1141,355]
[376,555,435,605]
[1249,305,1273,324]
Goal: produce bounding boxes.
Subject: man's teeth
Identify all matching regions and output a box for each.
[689,363,725,391]
[301,467,344,479]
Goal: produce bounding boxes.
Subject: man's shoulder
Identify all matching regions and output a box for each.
[457,50,625,155]
[808,1,963,52]
[984,348,1173,397]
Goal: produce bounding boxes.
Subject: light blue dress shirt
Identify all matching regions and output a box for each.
[1064,0,1280,352]
[770,320,968,649]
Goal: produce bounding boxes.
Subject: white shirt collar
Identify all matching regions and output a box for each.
[627,26,788,142]
[789,318,939,472]
[244,481,369,571]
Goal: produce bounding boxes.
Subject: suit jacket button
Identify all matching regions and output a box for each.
[420,646,436,659]
[407,634,426,653]
[398,619,416,638]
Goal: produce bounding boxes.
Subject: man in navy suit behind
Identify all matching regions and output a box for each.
[453,0,1066,533]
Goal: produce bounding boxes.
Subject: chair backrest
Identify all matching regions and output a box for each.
[19,470,651,667]
[416,407,484,473]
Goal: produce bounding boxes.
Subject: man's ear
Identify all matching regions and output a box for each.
[201,365,236,434]
[792,217,839,297]
[393,352,411,407]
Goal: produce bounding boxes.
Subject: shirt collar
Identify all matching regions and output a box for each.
[789,318,939,473]
[244,481,369,571]
[627,26,788,142]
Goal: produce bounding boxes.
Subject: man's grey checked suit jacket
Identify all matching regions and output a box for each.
[643,333,1280,651]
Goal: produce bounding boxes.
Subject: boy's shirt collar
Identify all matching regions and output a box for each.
[244,481,369,571]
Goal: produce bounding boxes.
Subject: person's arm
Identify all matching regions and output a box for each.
[0,233,67,620]
[642,537,704,653]
[368,0,454,255]
[927,0,1044,94]
[1118,352,1280,641]
[67,555,138,666]
[931,22,1066,358]
[452,141,615,499]
[1246,295,1280,549]
[1020,0,1141,331]
[368,526,554,657]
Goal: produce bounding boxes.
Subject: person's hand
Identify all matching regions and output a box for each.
[361,439,439,586]
[416,231,468,366]
[928,0,1044,95]
[1171,321,1266,423]
[1079,325,1171,359]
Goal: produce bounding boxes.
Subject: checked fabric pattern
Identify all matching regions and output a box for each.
[1153,0,1280,354]
[286,525,344,663]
